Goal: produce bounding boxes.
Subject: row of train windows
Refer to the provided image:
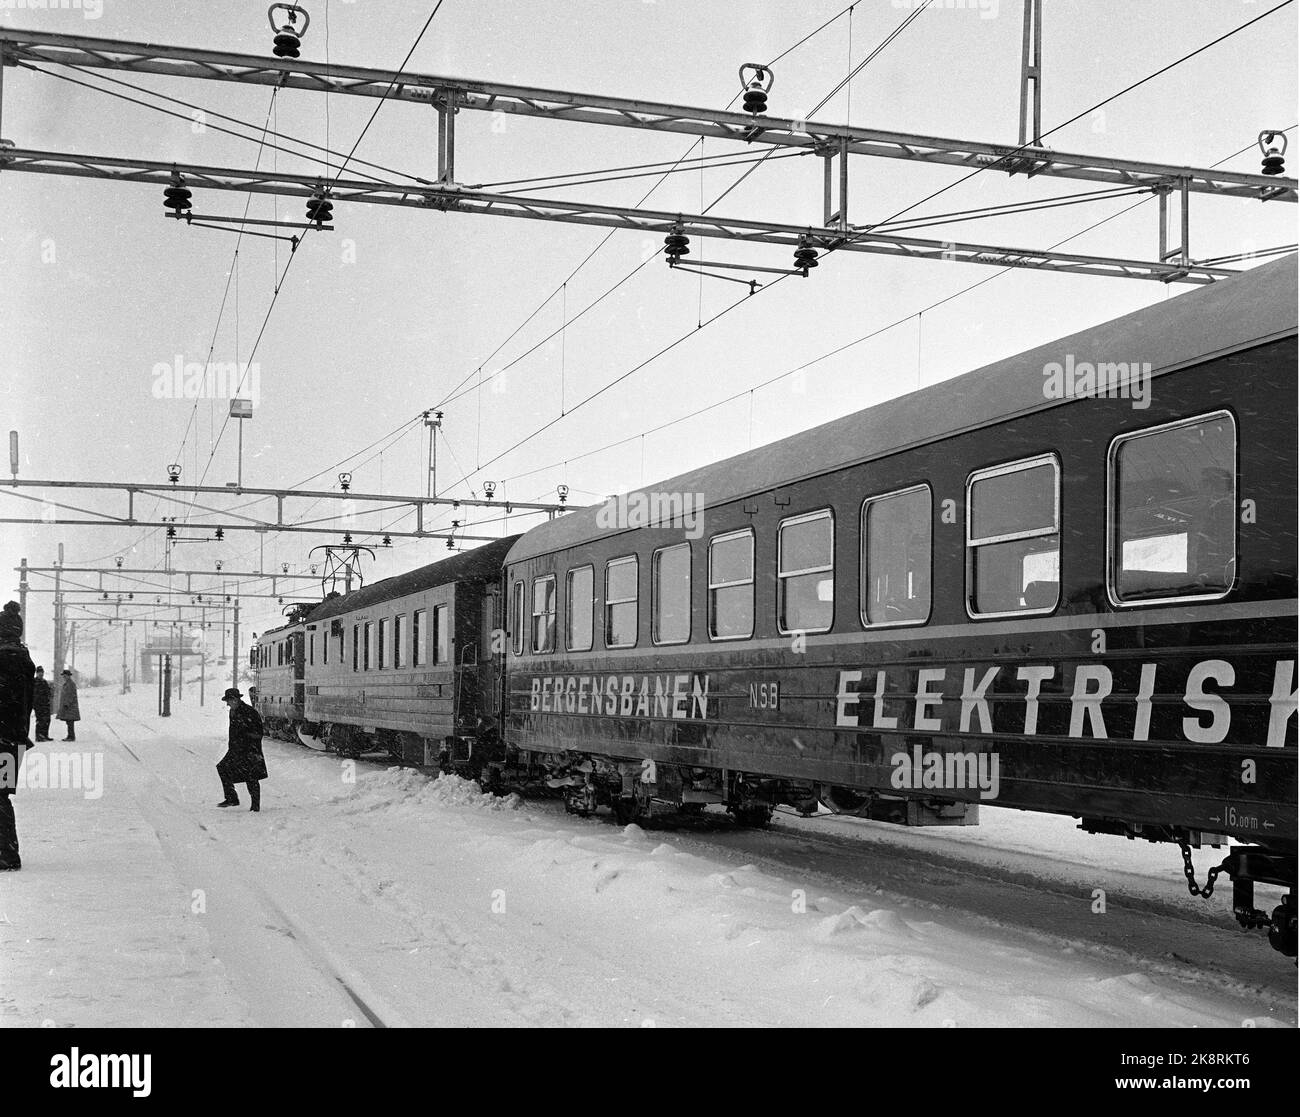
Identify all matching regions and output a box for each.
[257,639,297,669]
[296,605,452,671]
[512,411,1237,653]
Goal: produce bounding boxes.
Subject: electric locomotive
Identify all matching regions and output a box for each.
[250,607,309,739]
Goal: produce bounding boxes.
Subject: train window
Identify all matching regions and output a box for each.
[352,625,359,672]
[652,543,691,645]
[378,618,389,669]
[778,510,834,634]
[363,622,373,670]
[605,556,638,648]
[413,609,427,666]
[532,575,557,653]
[1109,411,1236,604]
[966,454,1060,617]
[861,485,932,627]
[708,529,754,640]
[566,566,594,652]
[309,634,314,666]
[433,604,450,664]
[512,581,525,656]
[394,614,406,669]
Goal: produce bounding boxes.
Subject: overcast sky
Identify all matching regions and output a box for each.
[1,0,1295,671]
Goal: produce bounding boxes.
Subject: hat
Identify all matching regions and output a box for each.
[35,665,44,674]
[62,669,72,676]
[222,688,242,700]
[0,601,22,640]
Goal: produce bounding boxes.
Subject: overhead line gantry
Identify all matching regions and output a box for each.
[0,28,1293,285]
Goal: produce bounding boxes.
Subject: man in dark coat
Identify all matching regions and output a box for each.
[0,601,37,870]
[217,687,267,811]
[32,666,52,742]
[56,669,80,741]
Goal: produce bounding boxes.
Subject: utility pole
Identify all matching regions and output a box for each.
[68,620,76,672]
[52,542,64,688]
[1018,0,1043,147]
[231,598,240,691]
[424,410,443,499]
[199,604,205,707]
[93,636,99,682]
[121,625,128,694]
[18,557,27,620]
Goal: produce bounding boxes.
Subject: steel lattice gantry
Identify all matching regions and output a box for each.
[1,28,1295,284]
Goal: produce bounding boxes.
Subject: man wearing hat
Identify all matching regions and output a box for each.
[0,601,36,870]
[217,687,268,811]
[56,668,80,741]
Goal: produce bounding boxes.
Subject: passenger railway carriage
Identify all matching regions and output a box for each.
[255,256,1297,955]
[292,537,516,764]
[502,256,1298,955]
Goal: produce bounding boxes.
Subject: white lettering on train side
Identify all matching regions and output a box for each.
[830,658,1297,746]
[672,674,689,718]
[1268,661,1298,748]
[1182,660,1233,744]
[1018,665,1054,735]
[959,667,999,733]
[522,659,1297,745]
[1070,664,1112,739]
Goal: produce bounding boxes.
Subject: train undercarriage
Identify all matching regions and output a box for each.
[483,748,981,833]
[263,715,1298,958]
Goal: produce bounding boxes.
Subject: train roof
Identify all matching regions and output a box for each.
[508,255,1297,564]
[256,619,302,640]
[304,535,521,623]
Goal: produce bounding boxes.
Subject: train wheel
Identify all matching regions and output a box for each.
[732,804,773,829]
[612,797,639,826]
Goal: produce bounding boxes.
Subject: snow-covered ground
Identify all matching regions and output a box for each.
[1,677,1294,1028]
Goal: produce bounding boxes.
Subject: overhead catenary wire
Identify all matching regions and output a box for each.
[440,1,937,494]
[495,127,1296,492]
[265,2,876,537]
[836,0,1295,254]
[453,17,1298,528]
[806,1,932,118]
[196,3,449,486]
[469,148,810,192]
[21,61,427,186]
[420,2,875,443]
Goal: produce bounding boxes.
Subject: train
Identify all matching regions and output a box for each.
[254,254,1298,956]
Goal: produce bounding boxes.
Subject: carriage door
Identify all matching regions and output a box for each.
[479,586,502,724]
[293,632,306,712]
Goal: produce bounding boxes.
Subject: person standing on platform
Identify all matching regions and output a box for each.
[217,688,268,812]
[56,669,80,742]
[0,602,37,871]
[32,666,52,742]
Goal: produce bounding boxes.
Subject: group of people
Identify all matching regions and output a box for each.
[0,597,269,871]
[32,664,81,742]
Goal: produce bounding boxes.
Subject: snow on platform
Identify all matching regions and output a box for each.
[0,681,1292,1028]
